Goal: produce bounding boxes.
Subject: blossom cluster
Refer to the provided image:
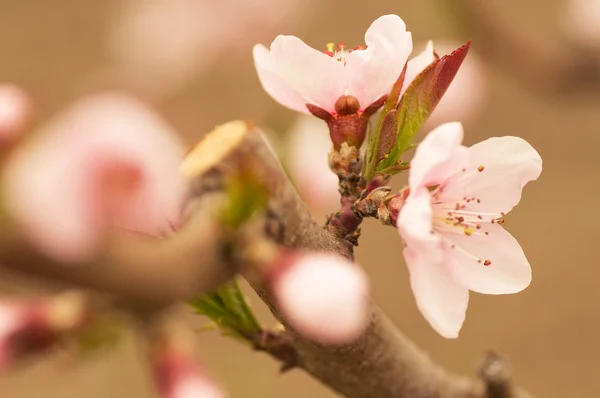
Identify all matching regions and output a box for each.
[0,12,542,398]
[254,14,542,338]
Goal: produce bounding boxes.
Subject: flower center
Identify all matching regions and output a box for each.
[324,42,366,66]
[430,165,505,237]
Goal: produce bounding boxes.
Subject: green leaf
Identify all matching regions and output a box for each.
[376,41,471,173]
[190,280,262,342]
[220,172,269,229]
[216,280,262,333]
[363,64,407,181]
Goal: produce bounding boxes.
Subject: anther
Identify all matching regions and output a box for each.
[478,165,485,172]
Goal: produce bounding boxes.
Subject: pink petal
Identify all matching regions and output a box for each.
[397,189,468,338]
[442,224,532,294]
[441,136,542,214]
[401,41,436,97]
[346,14,413,109]
[270,35,345,113]
[169,376,225,398]
[408,122,469,191]
[0,84,32,143]
[286,115,339,214]
[397,189,436,247]
[404,244,469,339]
[3,92,187,263]
[273,253,370,344]
[252,44,311,113]
[562,0,600,46]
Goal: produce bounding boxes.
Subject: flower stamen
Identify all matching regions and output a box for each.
[323,42,366,66]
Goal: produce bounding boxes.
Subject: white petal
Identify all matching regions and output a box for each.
[442,224,532,294]
[270,35,345,113]
[346,14,413,109]
[441,136,542,214]
[397,189,436,246]
[401,40,436,96]
[404,244,469,338]
[409,122,468,191]
[252,44,310,113]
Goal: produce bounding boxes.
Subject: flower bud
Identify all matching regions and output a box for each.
[0,292,88,370]
[0,84,32,144]
[152,339,225,398]
[270,253,370,344]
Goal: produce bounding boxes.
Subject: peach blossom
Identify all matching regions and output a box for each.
[397,122,542,338]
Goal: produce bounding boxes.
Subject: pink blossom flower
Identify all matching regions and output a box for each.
[0,293,88,369]
[397,122,542,338]
[402,41,436,96]
[285,115,339,215]
[271,253,370,344]
[562,0,600,47]
[253,14,412,114]
[153,339,225,398]
[0,84,32,144]
[108,0,310,99]
[3,92,188,263]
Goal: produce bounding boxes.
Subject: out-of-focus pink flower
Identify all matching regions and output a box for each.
[285,115,339,215]
[397,122,541,338]
[0,84,32,144]
[0,293,88,370]
[3,92,187,263]
[403,41,487,129]
[253,14,413,114]
[402,41,436,96]
[271,253,370,344]
[108,0,309,98]
[562,0,600,47]
[153,339,225,398]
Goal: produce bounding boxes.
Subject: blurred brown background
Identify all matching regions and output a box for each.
[0,0,597,397]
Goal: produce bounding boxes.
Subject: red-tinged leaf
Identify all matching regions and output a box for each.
[363,62,407,181]
[376,41,471,173]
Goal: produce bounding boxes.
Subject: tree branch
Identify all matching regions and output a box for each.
[0,196,234,306]
[181,121,534,398]
[0,120,533,398]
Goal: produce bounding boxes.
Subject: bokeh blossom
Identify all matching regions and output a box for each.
[153,336,225,398]
[109,0,309,98]
[3,92,187,263]
[271,253,370,344]
[0,84,32,144]
[397,122,542,338]
[285,115,339,215]
[561,0,600,47]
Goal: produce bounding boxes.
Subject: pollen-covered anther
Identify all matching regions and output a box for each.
[477,165,485,172]
[323,42,365,66]
[483,260,492,266]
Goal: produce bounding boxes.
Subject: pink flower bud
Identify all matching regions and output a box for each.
[271,253,370,344]
[0,84,32,144]
[0,293,88,370]
[153,342,225,398]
